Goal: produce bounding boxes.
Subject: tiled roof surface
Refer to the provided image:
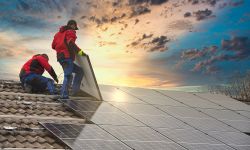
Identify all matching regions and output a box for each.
[0,80,87,149]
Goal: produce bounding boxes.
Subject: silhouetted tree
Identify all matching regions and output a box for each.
[209,71,250,102]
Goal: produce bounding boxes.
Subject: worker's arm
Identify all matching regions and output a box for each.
[66,30,81,53]
[37,56,58,83]
[52,34,58,50]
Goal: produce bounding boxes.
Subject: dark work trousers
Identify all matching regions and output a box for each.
[21,73,56,94]
[59,58,84,98]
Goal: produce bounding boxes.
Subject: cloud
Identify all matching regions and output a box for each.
[218,0,244,9]
[127,35,169,52]
[229,0,244,7]
[130,5,151,17]
[222,36,250,58]
[205,66,220,74]
[181,46,217,60]
[127,33,153,47]
[148,36,169,52]
[188,0,218,6]
[0,0,236,87]
[168,20,193,31]
[193,9,214,21]
[99,41,117,47]
[224,36,250,50]
[191,36,250,73]
[0,30,36,58]
[128,0,168,5]
[184,12,192,17]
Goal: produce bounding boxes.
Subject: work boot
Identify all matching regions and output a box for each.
[24,83,32,93]
[70,90,87,97]
[51,95,61,101]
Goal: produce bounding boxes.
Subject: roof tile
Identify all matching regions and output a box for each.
[0,80,87,149]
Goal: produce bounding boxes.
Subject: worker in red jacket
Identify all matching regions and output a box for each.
[19,54,58,94]
[52,20,86,99]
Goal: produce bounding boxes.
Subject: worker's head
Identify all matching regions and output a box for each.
[41,54,49,60]
[67,20,78,30]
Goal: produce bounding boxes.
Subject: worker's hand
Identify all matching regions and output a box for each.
[78,49,87,56]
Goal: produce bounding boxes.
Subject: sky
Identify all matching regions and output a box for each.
[0,0,249,91]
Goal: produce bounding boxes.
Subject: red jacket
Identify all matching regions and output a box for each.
[19,54,57,81]
[52,26,80,61]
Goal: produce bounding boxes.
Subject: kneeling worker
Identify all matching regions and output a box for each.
[19,54,58,94]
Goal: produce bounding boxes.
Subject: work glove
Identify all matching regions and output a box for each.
[78,49,87,56]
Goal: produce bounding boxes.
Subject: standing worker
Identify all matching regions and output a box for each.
[19,54,58,94]
[52,20,86,99]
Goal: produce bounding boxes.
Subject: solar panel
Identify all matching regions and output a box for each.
[40,85,250,150]
[62,100,102,112]
[99,85,145,103]
[63,100,119,113]
[132,114,192,129]
[110,102,167,116]
[179,117,238,132]
[156,128,222,144]
[157,90,224,109]
[196,93,250,111]
[120,87,185,106]
[88,111,145,126]
[222,120,250,133]
[197,108,250,121]
[100,125,172,142]
[62,100,144,126]
[100,125,188,150]
[157,105,211,119]
[237,110,250,119]
[41,123,131,150]
[208,131,250,148]
[64,139,131,150]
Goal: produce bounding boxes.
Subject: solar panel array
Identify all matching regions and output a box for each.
[41,85,250,150]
